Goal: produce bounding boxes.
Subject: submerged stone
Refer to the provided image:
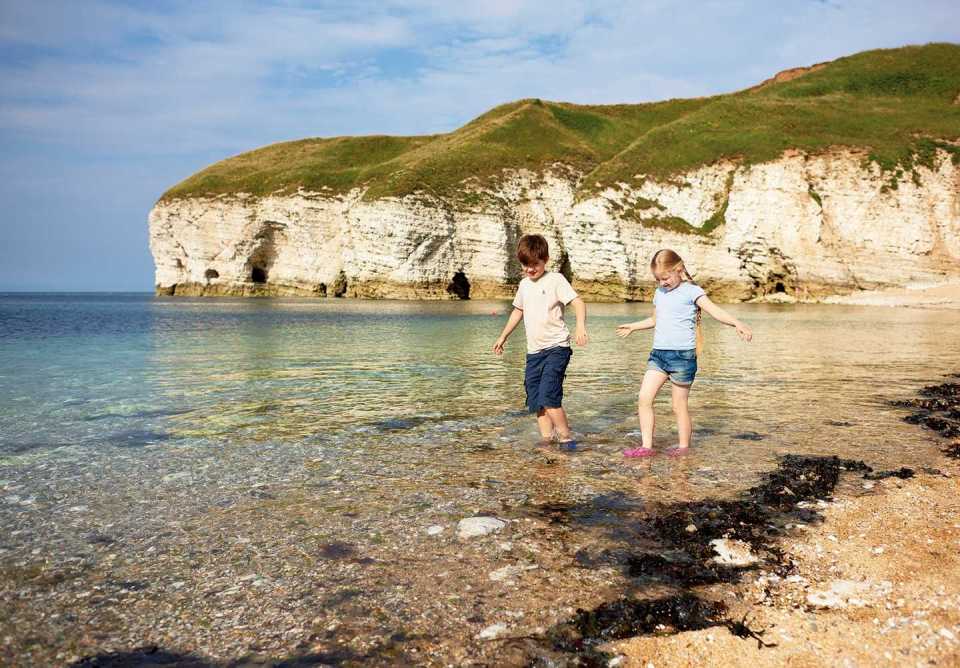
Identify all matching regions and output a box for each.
[477,623,508,640]
[457,516,506,539]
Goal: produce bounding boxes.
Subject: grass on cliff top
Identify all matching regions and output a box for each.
[160,42,960,203]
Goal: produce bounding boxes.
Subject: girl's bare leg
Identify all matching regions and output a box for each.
[536,409,555,440]
[670,382,693,448]
[638,370,669,449]
[545,407,572,441]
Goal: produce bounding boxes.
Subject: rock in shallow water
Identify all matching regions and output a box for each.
[489,563,537,582]
[457,516,506,539]
[477,622,508,640]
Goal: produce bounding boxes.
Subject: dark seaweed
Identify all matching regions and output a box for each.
[724,614,777,649]
[895,378,960,452]
[515,454,872,665]
[864,467,914,480]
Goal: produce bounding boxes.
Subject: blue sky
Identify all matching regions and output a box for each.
[1,0,957,291]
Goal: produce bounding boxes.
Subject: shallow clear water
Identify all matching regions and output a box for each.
[3,294,958,470]
[2,294,959,661]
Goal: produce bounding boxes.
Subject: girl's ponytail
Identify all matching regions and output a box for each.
[679,265,704,356]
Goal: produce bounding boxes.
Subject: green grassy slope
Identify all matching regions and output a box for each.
[161,43,960,202]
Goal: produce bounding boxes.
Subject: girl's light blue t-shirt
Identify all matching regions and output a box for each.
[652,282,706,350]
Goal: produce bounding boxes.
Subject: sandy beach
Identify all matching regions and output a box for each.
[821,282,960,309]
[615,468,960,667]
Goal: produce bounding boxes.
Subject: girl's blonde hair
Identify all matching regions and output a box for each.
[651,249,703,355]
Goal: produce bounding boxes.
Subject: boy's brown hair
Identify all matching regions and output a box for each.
[517,234,549,266]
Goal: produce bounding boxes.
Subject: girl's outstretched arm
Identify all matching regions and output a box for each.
[696,296,753,341]
[616,311,655,337]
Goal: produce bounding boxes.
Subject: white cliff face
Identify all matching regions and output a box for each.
[149,148,960,301]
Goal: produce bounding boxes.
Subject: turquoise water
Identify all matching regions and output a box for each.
[3,292,959,529]
[3,294,959,662]
[3,294,960,473]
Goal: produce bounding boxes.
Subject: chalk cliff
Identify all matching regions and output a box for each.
[149,147,960,301]
[148,44,960,301]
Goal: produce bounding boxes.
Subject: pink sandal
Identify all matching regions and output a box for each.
[623,447,656,458]
[665,446,690,457]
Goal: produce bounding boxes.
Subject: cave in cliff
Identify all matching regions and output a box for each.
[446,271,470,300]
[332,271,348,298]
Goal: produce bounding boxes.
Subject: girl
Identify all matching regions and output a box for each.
[616,249,752,457]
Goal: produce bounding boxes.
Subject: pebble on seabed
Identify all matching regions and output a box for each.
[457,516,506,539]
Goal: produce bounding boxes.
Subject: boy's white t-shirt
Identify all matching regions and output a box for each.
[512,272,578,353]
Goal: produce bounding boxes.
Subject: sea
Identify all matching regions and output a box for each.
[1,293,958,662]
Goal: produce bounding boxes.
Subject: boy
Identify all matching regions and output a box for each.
[493,234,588,443]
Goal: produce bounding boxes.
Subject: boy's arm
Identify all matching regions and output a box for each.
[493,308,524,355]
[570,296,588,346]
[616,310,655,337]
[696,296,753,341]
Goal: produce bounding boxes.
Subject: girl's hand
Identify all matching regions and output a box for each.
[735,322,753,342]
[615,324,634,338]
[493,338,506,355]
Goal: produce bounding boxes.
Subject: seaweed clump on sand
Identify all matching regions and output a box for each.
[893,380,960,456]
[516,455,878,665]
[626,455,870,586]
[539,594,729,666]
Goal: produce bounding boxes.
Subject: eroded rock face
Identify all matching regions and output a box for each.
[149,148,960,301]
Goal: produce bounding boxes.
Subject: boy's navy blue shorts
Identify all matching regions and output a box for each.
[524,345,572,413]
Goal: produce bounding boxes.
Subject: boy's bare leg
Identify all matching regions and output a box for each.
[536,409,555,440]
[638,370,669,449]
[670,382,693,448]
[545,407,572,441]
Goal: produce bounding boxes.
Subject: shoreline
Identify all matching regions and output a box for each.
[4,285,959,311]
[820,282,960,310]
[608,378,960,666]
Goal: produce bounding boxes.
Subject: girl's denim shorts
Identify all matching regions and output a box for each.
[647,348,697,385]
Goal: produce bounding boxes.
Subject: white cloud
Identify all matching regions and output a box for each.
[1,0,958,288]
[3,0,957,157]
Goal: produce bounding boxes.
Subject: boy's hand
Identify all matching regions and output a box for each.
[575,326,588,346]
[493,338,506,355]
[735,322,753,342]
[615,324,634,338]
